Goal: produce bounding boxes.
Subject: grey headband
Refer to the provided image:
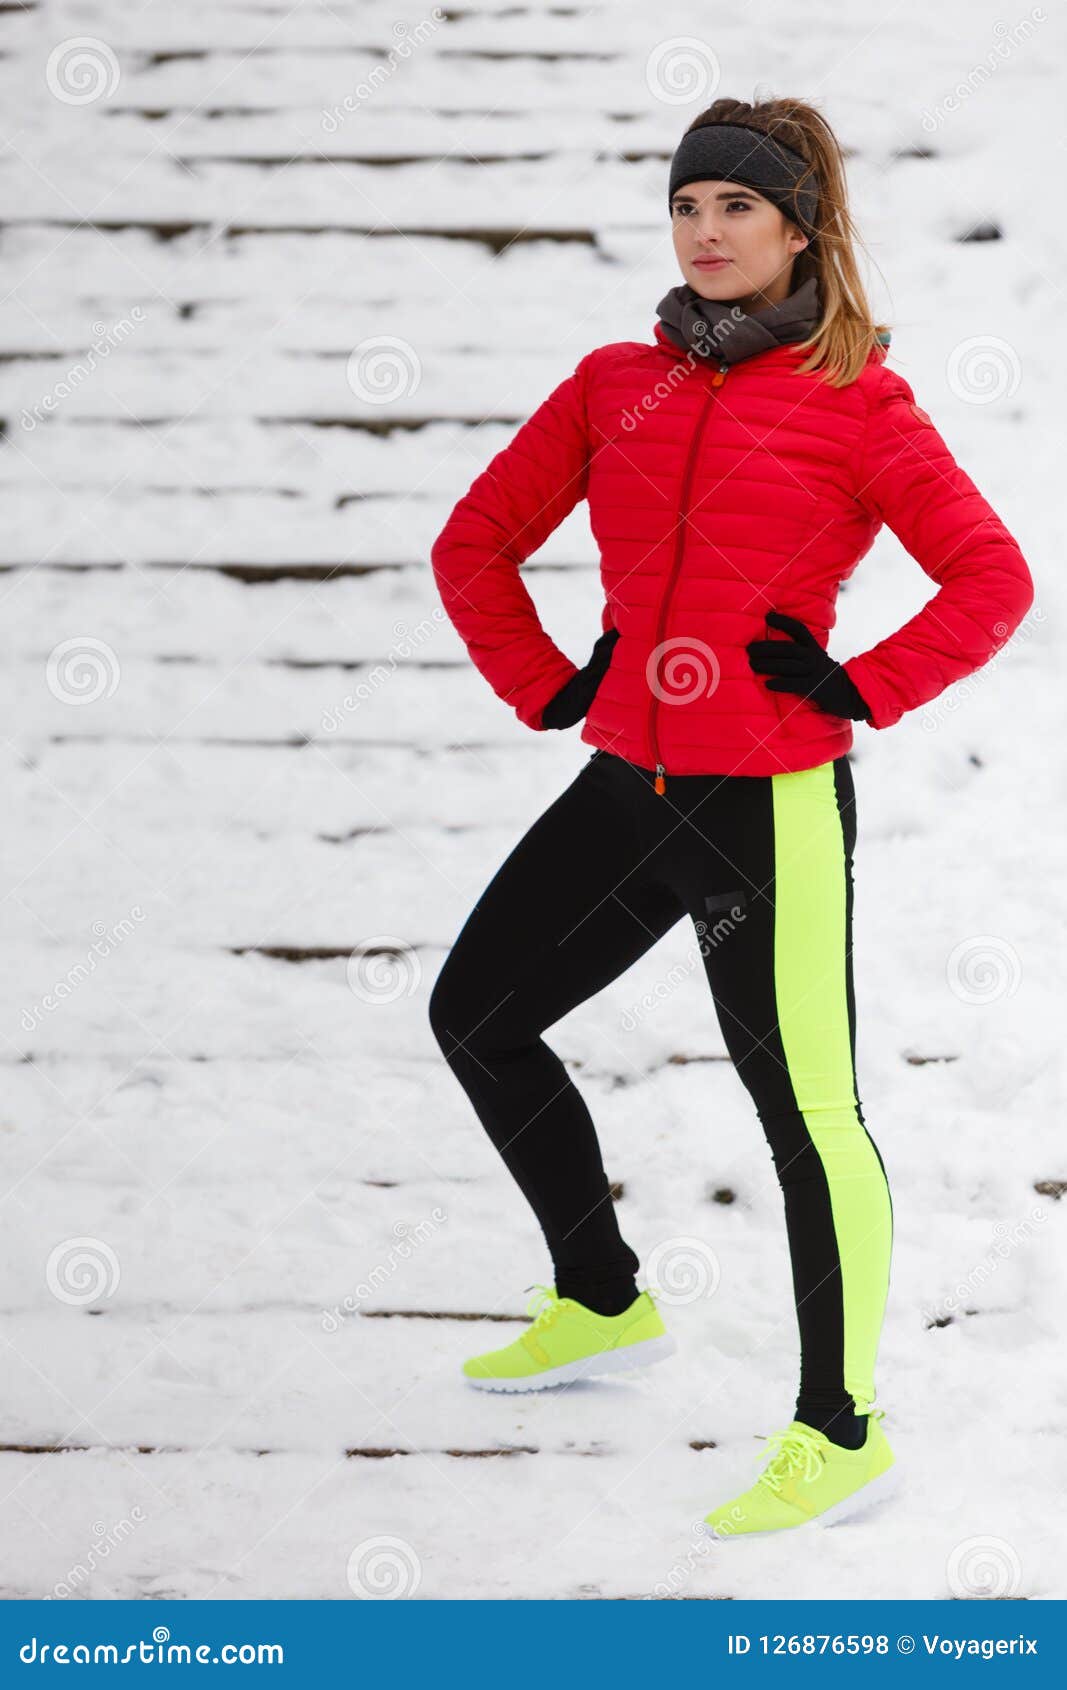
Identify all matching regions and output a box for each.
[668,122,820,235]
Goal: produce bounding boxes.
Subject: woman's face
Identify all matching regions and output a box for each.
[670,178,809,311]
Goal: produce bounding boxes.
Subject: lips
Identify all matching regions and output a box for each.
[693,256,730,269]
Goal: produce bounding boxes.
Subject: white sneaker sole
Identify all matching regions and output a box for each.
[701,1462,900,1540]
[463,1332,677,1392]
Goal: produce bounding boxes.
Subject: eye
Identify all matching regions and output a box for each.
[725,199,750,212]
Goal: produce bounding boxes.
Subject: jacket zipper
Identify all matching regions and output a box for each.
[648,361,730,795]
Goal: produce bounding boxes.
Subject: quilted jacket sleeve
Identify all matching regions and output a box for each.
[841,367,1034,731]
[430,355,595,730]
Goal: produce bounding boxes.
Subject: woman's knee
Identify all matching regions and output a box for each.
[428,962,464,1059]
[429,959,536,1070]
[429,957,496,1062]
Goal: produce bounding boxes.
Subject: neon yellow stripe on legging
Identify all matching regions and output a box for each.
[770,761,892,1415]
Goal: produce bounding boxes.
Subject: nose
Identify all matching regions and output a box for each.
[691,215,723,244]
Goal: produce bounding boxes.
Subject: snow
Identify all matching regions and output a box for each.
[0,0,1064,1602]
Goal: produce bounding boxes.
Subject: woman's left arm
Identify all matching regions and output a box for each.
[840,368,1035,730]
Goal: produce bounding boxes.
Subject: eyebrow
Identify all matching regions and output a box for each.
[671,187,759,206]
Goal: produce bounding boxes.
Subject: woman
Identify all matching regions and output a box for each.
[427,96,1034,1536]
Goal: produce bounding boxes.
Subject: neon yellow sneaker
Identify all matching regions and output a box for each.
[702,1410,898,1537]
[462,1284,676,1391]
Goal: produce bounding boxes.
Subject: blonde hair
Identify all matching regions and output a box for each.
[677,95,890,388]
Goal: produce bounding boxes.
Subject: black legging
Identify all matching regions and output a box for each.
[429,748,893,1429]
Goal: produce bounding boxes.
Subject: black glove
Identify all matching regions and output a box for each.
[541,627,620,729]
[746,611,871,721]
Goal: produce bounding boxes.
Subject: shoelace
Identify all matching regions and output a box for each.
[523,1283,653,1326]
[755,1426,826,1494]
[524,1283,564,1331]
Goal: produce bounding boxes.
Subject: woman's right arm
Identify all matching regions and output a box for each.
[841,366,1035,730]
[430,353,595,730]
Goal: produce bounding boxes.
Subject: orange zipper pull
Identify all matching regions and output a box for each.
[654,763,666,795]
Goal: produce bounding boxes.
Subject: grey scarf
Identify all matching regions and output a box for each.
[655,273,822,366]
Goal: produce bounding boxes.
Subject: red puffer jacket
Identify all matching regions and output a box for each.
[430,321,1034,783]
